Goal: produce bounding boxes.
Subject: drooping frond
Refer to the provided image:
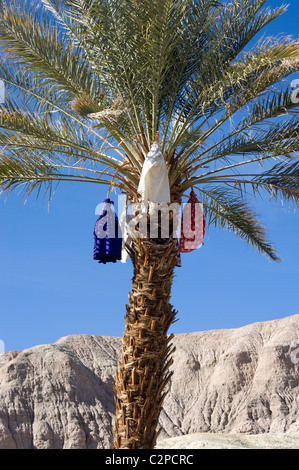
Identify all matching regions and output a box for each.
[253,160,299,205]
[198,186,281,261]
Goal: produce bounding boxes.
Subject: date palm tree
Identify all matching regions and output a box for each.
[1,0,299,449]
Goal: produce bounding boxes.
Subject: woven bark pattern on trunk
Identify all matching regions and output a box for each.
[114,237,178,449]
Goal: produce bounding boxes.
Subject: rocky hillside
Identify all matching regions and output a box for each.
[0,314,298,449]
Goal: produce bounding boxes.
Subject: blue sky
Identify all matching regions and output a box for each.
[1,0,299,352]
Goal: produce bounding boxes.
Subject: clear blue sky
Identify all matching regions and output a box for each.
[1,0,299,352]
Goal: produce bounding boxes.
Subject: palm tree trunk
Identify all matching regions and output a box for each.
[113,236,179,449]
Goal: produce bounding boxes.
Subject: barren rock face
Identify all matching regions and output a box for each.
[0,336,120,449]
[161,314,299,438]
[0,314,298,449]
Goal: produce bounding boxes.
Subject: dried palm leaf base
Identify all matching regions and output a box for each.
[114,237,179,449]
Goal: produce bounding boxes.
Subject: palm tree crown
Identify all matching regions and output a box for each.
[1,0,299,261]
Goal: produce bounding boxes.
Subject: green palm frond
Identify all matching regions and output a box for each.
[198,186,281,261]
[0,151,60,200]
[0,0,100,99]
[233,85,299,132]
[173,40,299,161]
[198,116,299,166]
[253,160,299,204]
